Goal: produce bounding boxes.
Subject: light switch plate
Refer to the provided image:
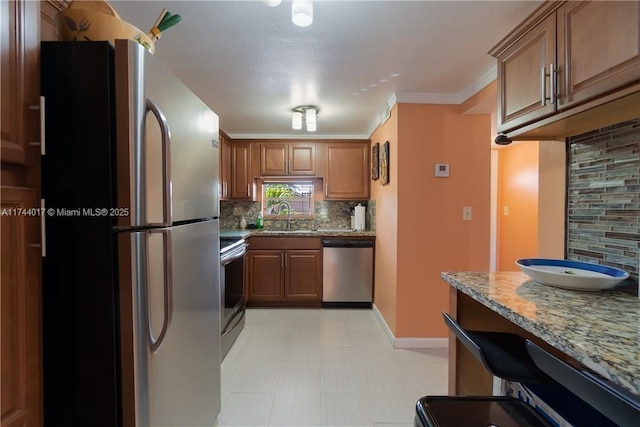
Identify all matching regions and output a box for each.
[435,163,449,177]
[463,206,472,221]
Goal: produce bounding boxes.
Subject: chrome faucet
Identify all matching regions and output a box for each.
[280,201,292,230]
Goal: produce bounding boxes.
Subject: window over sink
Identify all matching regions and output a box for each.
[262,181,314,218]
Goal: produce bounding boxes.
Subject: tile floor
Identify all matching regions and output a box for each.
[216,308,448,427]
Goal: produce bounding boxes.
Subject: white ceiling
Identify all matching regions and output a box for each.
[110,0,542,139]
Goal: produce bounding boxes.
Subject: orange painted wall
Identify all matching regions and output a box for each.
[394,104,491,338]
[370,105,399,334]
[497,142,539,271]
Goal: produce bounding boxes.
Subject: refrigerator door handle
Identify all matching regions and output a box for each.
[147,229,173,353]
[146,99,172,226]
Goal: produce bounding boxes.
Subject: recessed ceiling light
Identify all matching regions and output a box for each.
[360,88,368,91]
[379,79,388,83]
[390,73,400,77]
[369,84,377,87]
[352,92,360,95]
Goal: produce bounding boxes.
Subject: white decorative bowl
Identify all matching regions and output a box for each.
[516,258,630,291]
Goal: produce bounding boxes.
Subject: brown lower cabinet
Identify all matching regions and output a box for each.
[247,237,322,307]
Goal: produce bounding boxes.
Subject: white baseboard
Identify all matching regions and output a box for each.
[372,304,448,349]
[372,303,395,345]
[394,337,448,349]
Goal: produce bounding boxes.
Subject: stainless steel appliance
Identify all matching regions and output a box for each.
[41,40,221,426]
[220,236,247,359]
[322,238,374,308]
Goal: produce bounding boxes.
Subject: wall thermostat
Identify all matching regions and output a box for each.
[434,163,450,177]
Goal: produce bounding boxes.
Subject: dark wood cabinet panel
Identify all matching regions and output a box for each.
[260,143,288,176]
[288,143,316,175]
[1,187,41,427]
[557,1,640,109]
[230,142,253,199]
[285,250,321,300]
[491,0,640,137]
[247,251,284,300]
[247,238,322,306]
[1,0,40,166]
[325,142,370,200]
[260,143,316,176]
[219,134,231,199]
[495,14,556,132]
[1,0,43,424]
[219,137,254,200]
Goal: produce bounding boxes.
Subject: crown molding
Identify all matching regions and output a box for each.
[365,93,398,138]
[458,66,497,104]
[394,66,497,105]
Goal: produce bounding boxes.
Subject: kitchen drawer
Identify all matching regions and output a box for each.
[248,236,321,250]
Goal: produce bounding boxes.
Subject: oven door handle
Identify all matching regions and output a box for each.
[221,307,246,336]
[221,244,247,265]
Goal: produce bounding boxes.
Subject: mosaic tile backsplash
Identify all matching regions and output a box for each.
[566,118,640,282]
[220,200,376,232]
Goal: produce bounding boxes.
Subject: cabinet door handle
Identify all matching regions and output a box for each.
[540,66,547,107]
[325,183,328,198]
[550,63,557,105]
[541,64,558,107]
[281,254,284,269]
[248,184,251,197]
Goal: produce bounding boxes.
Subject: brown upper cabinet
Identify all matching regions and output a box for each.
[492,11,557,131]
[219,135,254,200]
[323,142,370,200]
[222,138,370,200]
[491,0,640,136]
[219,133,231,199]
[230,142,253,199]
[1,0,40,166]
[260,142,316,176]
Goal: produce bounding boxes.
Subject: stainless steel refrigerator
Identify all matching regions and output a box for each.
[41,40,221,426]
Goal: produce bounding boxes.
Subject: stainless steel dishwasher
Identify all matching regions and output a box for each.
[322,238,374,308]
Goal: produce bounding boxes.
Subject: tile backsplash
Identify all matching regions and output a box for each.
[566,118,640,282]
[220,200,376,232]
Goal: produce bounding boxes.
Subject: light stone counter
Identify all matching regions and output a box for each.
[221,229,375,238]
[441,271,640,398]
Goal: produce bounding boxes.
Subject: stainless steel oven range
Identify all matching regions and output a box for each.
[220,236,247,359]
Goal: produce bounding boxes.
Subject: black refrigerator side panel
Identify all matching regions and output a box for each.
[41,42,120,427]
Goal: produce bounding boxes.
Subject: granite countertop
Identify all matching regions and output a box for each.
[221,229,376,238]
[441,271,640,398]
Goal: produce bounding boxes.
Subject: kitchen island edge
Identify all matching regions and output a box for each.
[441,271,640,399]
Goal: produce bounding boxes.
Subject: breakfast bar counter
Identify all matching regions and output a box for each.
[441,271,640,398]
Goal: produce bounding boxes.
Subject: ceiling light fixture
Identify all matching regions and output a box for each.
[292,106,319,132]
[292,0,313,27]
[292,110,303,130]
